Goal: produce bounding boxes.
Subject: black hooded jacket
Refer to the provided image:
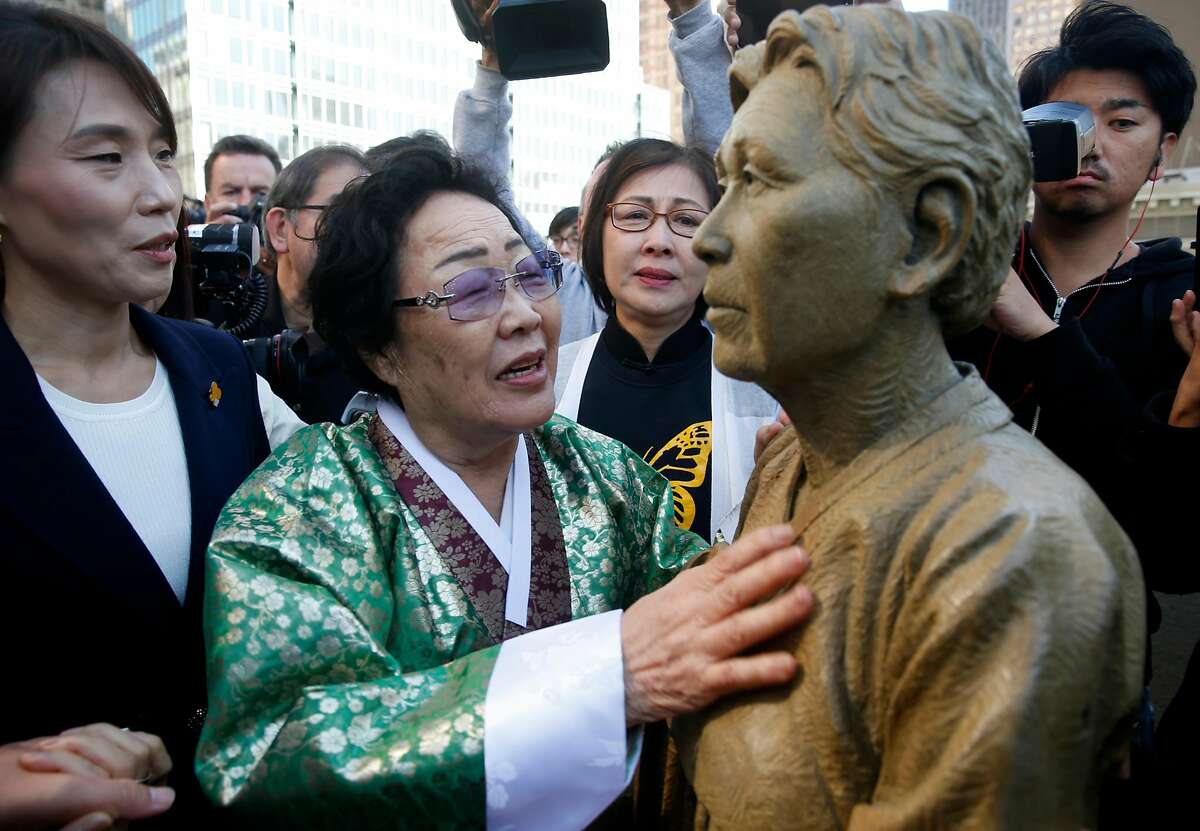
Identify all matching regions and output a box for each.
[949,231,1197,630]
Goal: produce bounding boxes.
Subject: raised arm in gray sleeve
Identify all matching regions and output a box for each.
[669,3,734,157]
[452,62,544,248]
[452,62,605,344]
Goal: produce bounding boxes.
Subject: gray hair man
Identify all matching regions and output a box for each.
[263,145,367,334]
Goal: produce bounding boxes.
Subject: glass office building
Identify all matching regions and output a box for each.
[109,0,670,233]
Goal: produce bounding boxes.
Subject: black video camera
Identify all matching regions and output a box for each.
[452,0,610,81]
[731,1,848,48]
[188,195,270,335]
[187,221,268,336]
[244,329,348,421]
[1022,102,1097,183]
[244,329,309,405]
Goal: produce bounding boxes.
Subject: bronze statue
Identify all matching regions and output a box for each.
[674,6,1146,829]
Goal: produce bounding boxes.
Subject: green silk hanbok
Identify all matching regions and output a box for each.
[195,404,707,829]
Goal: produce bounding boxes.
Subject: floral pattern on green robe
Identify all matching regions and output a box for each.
[195,413,706,829]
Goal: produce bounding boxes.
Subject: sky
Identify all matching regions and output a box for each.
[903,0,951,10]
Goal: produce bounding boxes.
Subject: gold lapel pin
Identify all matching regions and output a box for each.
[208,381,222,408]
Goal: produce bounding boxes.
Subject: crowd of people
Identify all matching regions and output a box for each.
[0,0,1197,829]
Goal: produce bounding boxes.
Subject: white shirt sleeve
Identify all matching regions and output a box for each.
[485,609,641,831]
[254,373,306,450]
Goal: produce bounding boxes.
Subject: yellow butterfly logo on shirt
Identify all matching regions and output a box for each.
[644,421,713,532]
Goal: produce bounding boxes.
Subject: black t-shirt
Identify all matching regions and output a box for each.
[577,312,714,539]
[947,228,1196,645]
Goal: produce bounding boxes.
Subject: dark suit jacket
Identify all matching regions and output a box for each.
[0,305,269,825]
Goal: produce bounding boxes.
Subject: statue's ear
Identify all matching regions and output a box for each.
[890,172,975,300]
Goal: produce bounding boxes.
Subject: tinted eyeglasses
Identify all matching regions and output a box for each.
[393,250,564,322]
[607,202,709,238]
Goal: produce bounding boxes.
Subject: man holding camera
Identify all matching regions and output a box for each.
[202,134,281,224]
[950,1,1195,576]
[192,135,282,328]
[948,4,1197,813]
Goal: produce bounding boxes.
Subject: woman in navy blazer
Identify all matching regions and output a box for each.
[0,6,269,828]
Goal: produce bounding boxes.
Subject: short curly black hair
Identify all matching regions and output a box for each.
[1019,1,1195,138]
[309,141,519,398]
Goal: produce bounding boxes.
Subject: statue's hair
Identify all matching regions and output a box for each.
[731,6,1032,336]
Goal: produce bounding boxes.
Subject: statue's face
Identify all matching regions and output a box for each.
[696,66,904,389]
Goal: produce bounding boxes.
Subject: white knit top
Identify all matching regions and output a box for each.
[38,359,192,604]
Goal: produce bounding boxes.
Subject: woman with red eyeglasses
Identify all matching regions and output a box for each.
[555,138,779,546]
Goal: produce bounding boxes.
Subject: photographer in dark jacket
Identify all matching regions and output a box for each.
[202,134,280,226]
[254,144,368,423]
[947,3,1197,815]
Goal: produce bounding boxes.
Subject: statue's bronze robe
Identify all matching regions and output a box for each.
[674,369,1145,830]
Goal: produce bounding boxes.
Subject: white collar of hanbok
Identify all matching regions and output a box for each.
[378,400,532,627]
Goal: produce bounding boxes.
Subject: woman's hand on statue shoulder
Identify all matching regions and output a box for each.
[621,524,812,726]
[754,410,792,464]
[0,725,174,831]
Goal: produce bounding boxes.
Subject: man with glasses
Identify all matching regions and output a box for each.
[253,144,369,422]
[547,206,580,262]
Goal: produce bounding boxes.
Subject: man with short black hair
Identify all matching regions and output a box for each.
[202,134,282,224]
[547,206,579,262]
[952,0,1195,561]
[948,4,1197,815]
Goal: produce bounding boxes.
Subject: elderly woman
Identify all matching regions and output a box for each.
[195,142,814,829]
[555,138,779,544]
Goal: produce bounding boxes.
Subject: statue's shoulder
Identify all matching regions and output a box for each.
[737,428,803,534]
[975,421,1118,523]
[759,423,801,470]
[924,420,1138,583]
